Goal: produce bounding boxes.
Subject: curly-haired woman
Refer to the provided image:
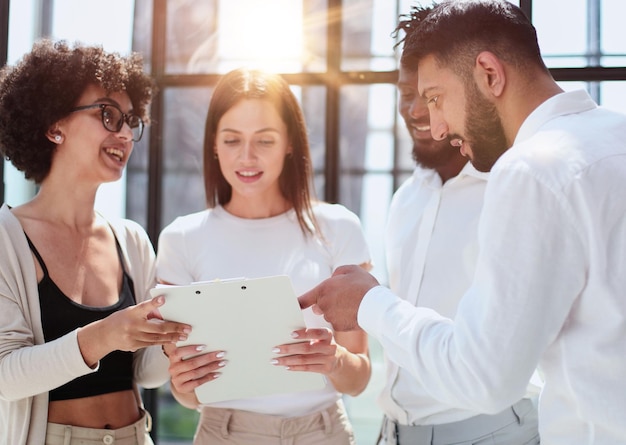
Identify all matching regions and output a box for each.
[0,39,190,445]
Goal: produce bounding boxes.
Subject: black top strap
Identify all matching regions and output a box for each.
[23,232,50,277]
[110,227,129,275]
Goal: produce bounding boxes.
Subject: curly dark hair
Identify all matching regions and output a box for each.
[0,39,156,183]
[391,4,434,52]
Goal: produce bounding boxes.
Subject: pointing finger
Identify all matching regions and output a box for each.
[298,287,319,310]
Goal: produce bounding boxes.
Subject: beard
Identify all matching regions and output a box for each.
[404,119,463,170]
[460,81,509,172]
[411,136,461,170]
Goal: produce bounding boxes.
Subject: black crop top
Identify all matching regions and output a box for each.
[26,232,136,401]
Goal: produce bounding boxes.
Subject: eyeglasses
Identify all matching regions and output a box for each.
[70,103,144,142]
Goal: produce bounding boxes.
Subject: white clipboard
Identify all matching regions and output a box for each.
[150,275,326,404]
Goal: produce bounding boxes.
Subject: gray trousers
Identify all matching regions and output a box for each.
[380,398,539,445]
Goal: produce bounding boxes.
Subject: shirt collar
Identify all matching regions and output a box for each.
[411,160,489,188]
[514,89,597,147]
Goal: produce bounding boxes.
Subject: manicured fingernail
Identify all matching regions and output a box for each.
[216,351,225,358]
[183,327,191,334]
[196,345,206,352]
[291,331,299,338]
[178,335,188,341]
[218,360,227,367]
[272,347,280,353]
[271,359,279,365]
[212,373,221,379]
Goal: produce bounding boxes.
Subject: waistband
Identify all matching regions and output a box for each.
[46,410,152,445]
[200,400,345,438]
[383,398,535,445]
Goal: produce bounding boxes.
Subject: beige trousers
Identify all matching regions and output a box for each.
[45,410,153,445]
[193,400,356,445]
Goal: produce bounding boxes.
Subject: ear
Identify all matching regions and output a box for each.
[46,125,64,145]
[474,51,506,98]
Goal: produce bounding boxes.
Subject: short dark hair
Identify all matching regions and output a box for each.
[0,39,156,183]
[203,68,319,236]
[401,0,548,77]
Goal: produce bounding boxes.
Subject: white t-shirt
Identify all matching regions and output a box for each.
[359,90,626,444]
[157,202,370,417]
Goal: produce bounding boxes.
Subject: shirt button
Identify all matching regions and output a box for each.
[102,434,114,444]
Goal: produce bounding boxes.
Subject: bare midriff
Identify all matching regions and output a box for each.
[47,390,141,429]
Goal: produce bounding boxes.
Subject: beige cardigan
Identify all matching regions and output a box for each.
[0,203,170,445]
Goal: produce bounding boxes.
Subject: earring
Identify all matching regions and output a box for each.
[54,135,61,142]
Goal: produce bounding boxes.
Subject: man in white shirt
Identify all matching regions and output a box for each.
[376,6,539,444]
[300,1,626,444]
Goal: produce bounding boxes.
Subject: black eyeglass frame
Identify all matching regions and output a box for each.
[70,103,145,142]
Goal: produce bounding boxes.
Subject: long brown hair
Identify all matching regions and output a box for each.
[203,68,319,236]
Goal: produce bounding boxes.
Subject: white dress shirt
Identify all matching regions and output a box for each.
[360,90,626,444]
[380,162,489,425]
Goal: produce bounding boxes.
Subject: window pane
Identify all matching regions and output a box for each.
[339,84,396,280]
[126,137,151,228]
[296,86,327,186]
[339,172,392,282]
[601,0,626,66]
[361,173,393,285]
[50,0,136,52]
[340,85,370,176]
[164,0,327,74]
[395,108,417,177]
[164,0,217,74]
[132,0,154,72]
[533,0,588,68]
[340,84,395,172]
[160,87,210,228]
[600,81,626,115]
[341,0,399,71]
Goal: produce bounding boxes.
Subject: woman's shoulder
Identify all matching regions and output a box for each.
[311,202,365,239]
[0,204,28,264]
[102,215,153,256]
[105,214,148,238]
[312,201,361,224]
[0,203,19,233]
[158,208,221,242]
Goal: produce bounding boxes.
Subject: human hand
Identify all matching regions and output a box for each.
[102,296,192,352]
[271,328,339,375]
[77,296,192,368]
[167,344,226,395]
[298,265,380,331]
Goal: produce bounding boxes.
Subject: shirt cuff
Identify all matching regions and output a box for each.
[357,285,398,334]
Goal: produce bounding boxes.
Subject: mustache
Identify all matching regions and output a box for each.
[407,117,430,127]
